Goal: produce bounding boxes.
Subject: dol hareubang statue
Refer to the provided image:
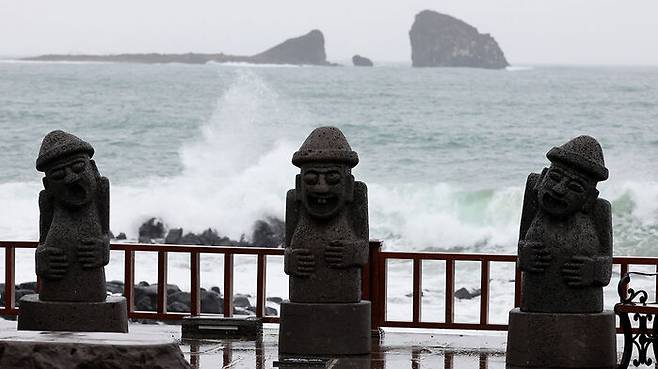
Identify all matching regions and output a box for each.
[36,130,110,302]
[279,127,371,356]
[18,130,128,332]
[518,135,612,313]
[506,135,616,369]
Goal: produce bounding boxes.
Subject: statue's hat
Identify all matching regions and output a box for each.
[292,127,359,168]
[36,130,95,172]
[546,135,608,181]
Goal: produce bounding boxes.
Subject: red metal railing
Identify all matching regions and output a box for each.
[1,240,657,332]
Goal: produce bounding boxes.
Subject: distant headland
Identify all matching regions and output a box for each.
[22,30,336,66]
[22,10,510,69]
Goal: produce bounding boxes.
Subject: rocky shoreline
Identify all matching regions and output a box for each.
[1,280,281,320]
[120,217,284,248]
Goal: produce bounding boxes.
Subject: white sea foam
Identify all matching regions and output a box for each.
[505,65,534,72]
[209,61,302,68]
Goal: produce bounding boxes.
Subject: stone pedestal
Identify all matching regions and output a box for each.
[18,294,128,333]
[279,301,371,355]
[0,327,190,369]
[506,308,616,369]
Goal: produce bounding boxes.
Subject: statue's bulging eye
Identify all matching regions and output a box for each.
[568,182,585,193]
[325,171,341,185]
[548,172,562,182]
[303,173,318,185]
[71,162,85,173]
[49,169,65,180]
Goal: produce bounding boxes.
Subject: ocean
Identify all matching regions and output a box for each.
[1,61,658,321]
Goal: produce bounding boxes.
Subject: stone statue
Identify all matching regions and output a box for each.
[518,135,612,313]
[279,127,371,356]
[35,130,111,302]
[506,135,616,369]
[18,130,127,332]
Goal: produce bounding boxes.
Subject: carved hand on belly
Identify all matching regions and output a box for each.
[77,236,110,269]
[325,240,353,269]
[518,240,552,273]
[562,256,595,287]
[36,247,68,280]
[284,248,316,278]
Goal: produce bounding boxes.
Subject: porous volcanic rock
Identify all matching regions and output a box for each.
[409,10,508,69]
[352,55,374,67]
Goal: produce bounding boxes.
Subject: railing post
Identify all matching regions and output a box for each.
[412,258,422,323]
[368,240,384,337]
[4,246,15,311]
[445,259,455,324]
[223,253,234,317]
[124,250,135,313]
[157,251,168,315]
[480,260,490,325]
[620,263,629,301]
[256,254,267,317]
[514,260,522,308]
[190,251,201,316]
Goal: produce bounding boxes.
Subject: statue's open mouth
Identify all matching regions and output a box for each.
[542,193,568,212]
[66,182,89,205]
[307,193,339,214]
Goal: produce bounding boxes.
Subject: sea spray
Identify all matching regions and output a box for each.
[108,69,313,240]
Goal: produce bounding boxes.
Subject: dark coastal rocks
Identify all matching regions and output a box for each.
[352,55,374,67]
[250,30,330,65]
[454,287,481,300]
[409,10,508,69]
[252,217,285,247]
[146,216,285,247]
[165,228,183,244]
[3,279,281,321]
[138,217,166,243]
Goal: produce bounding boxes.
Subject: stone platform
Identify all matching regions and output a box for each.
[0,325,190,369]
[278,301,371,355]
[506,308,617,369]
[18,294,128,332]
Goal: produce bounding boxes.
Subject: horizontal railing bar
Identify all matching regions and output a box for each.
[383,321,508,331]
[0,241,285,255]
[2,241,657,265]
[0,308,19,316]
[380,251,516,262]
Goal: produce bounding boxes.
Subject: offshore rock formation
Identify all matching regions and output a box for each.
[251,30,330,65]
[409,10,508,69]
[23,30,334,66]
[352,54,374,67]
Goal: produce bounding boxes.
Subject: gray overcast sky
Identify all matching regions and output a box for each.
[1,0,657,65]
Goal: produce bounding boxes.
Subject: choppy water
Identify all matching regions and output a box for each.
[1,61,658,256]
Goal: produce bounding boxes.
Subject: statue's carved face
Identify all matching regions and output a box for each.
[537,164,595,217]
[300,164,350,219]
[44,154,97,208]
